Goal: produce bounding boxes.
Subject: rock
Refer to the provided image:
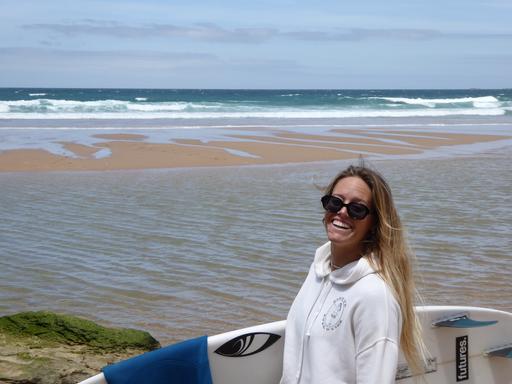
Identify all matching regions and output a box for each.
[0,311,161,384]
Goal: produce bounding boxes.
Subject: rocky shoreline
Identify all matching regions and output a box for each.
[0,311,160,384]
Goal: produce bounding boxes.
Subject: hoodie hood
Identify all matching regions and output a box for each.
[314,241,376,285]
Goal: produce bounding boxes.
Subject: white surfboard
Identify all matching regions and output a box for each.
[397,306,511,384]
[78,306,511,384]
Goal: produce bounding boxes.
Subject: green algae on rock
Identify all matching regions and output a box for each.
[0,311,160,351]
[0,311,162,384]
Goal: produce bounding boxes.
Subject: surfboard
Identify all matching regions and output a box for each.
[78,305,512,384]
[397,306,511,383]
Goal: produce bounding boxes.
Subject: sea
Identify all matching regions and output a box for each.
[1,88,512,155]
[1,88,512,121]
[0,88,511,344]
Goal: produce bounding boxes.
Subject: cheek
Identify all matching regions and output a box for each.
[323,212,334,225]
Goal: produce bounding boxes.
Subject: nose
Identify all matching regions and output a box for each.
[338,206,349,216]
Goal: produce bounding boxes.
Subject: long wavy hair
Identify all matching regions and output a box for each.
[324,163,425,374]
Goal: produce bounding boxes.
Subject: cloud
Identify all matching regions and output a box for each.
[23,21,277,43]
[0,47,216,59]
[0,47,306,75]
[22,20,512,43]
[0,46,307,88]
[283,28,444,41]
[0,47,219,71]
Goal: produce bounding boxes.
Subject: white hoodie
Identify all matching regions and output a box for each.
[280,242,402,384]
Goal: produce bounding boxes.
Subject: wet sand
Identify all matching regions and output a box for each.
[0,129,509,172]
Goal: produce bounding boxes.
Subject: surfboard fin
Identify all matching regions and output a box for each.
[432,313,498,328]
[484,344,512,359]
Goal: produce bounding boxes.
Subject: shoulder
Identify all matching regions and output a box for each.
[350,274,402,331]
[353,273,397,304]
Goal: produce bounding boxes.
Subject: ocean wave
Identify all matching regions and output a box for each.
[0,99,226,114]
[135,97,148,101]
[3,99,124,109]
[375,96,501,109]
[125,102,190,112]
[0,95,509,120]
[0,108,506,120]
[29,93,47,97]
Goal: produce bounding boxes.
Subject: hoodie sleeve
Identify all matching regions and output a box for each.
[355,338,399,383]
[352,277,402,384]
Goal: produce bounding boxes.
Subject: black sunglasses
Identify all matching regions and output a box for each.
[321,195,371,220]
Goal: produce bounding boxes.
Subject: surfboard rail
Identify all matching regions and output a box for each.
[77,373,107,384]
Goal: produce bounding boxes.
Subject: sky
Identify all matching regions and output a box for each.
[1,0,511,89]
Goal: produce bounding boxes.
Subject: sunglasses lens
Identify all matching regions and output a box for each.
[321,195,341,213]
[347,203,369,220]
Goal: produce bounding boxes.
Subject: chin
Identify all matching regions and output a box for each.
[327,233,351,245]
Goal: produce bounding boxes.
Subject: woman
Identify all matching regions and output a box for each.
[280,164,424,384]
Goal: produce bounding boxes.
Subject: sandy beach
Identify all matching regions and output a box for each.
[2,0,511,377]
[0,128,509,172]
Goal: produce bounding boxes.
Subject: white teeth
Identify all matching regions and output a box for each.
[332,219,350,229]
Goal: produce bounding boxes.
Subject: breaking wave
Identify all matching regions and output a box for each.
[0,95,509,119]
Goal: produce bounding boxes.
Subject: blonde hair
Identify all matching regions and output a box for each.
[325,163,425,374]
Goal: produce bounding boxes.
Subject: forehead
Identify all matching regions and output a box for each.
[332,176,372,204]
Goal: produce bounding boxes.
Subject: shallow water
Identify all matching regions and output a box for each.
[0,147,510,344]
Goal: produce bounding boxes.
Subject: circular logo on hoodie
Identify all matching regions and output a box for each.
[322,297,347,331]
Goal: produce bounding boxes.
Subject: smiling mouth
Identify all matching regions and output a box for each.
[332,219,351,230]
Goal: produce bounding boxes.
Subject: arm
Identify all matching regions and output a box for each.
[353,279,402,384]
[356,338,399,384]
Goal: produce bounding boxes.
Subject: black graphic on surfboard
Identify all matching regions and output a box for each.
[215,332,281,357]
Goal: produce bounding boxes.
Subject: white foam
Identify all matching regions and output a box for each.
[125,102,190,112]
[473,98,502,108]
[29,93,47,97]
[0,95,509,120]
[47,99,123,108]
[0,98,127,111]
[0,107,506,120]
[377,96,500,109]
[135,97,147,101]
[3,99,42,107]
[0,98,230,114]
